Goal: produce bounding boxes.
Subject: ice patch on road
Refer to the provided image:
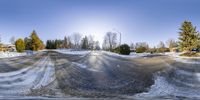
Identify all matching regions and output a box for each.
[71,62,101,72]
[72,62,87,69]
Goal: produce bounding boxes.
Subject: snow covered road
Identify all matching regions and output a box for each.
[1,51,200,99]
[0,54,56,96]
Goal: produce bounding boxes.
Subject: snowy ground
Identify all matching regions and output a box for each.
[164,52,200,64]
[102,51,151,58]
[55,49,91,55]
[54,49,200,65]
[0,52,26,58]
[55,49,152,58]
[0,51,42,58]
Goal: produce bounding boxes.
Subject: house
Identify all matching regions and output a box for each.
[0,44,16,52]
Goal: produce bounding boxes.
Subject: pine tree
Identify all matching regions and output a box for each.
[81,36,89,49]
[30,30,42,51]
[15,38,25,52]
[24,37,32,50]
[178,21,200,52]
[62,36,68,48]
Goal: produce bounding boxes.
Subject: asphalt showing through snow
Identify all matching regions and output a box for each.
[0,51,200,99]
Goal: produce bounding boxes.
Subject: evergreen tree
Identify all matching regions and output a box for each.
[46,39,63,49]
[62,36,68,48]
[24,37,32,50]
[81,36,89,49]
[179,21,200,52]
[30,30,42,51]
[15,38,25,52]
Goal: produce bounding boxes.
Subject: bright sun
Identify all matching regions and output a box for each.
[70,17,115,46]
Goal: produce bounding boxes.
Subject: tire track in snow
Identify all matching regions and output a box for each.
[0,55,56,96]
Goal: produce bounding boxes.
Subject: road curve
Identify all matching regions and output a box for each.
[50,51,170,97]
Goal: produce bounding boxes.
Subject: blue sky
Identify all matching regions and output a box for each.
[0,0,200,47]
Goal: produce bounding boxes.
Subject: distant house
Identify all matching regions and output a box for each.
[170,47,179,52]
[130,48,136,52]
[0,44,16,52]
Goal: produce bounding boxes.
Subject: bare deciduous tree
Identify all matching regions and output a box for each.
[103,32,117,51]
[88,35,95,50]
[71,33,82,49]
[10,36,15,45]
[166,39,178,49]
[157,41,166,53]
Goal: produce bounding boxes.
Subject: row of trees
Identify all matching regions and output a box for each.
[128,21,200,54]
[15,30,44,52]
[46,33,100,50]
[13,20,200,55]
[129,39,178,53]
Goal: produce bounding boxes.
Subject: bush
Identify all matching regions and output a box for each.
[136,47,147,53]
[113,44,130,55]
[15,38,25,52]
[119,44,131,55]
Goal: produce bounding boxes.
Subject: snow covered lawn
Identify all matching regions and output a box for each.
[0,52,26,58]
[102,51,151,58]
[0,51,41,58]
[164,52,200,64]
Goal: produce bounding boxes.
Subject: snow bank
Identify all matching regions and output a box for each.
[0,50,41,58]
[164,52,200,64]
[136,71,200,99]
[0,52,26,58]
[102,51,151,58]
[55,49,91,55]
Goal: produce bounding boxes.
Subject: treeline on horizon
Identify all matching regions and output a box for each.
[12,20,200,56]
[45,33,101,50]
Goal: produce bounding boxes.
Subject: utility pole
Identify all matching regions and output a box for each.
[0,34,1,43]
